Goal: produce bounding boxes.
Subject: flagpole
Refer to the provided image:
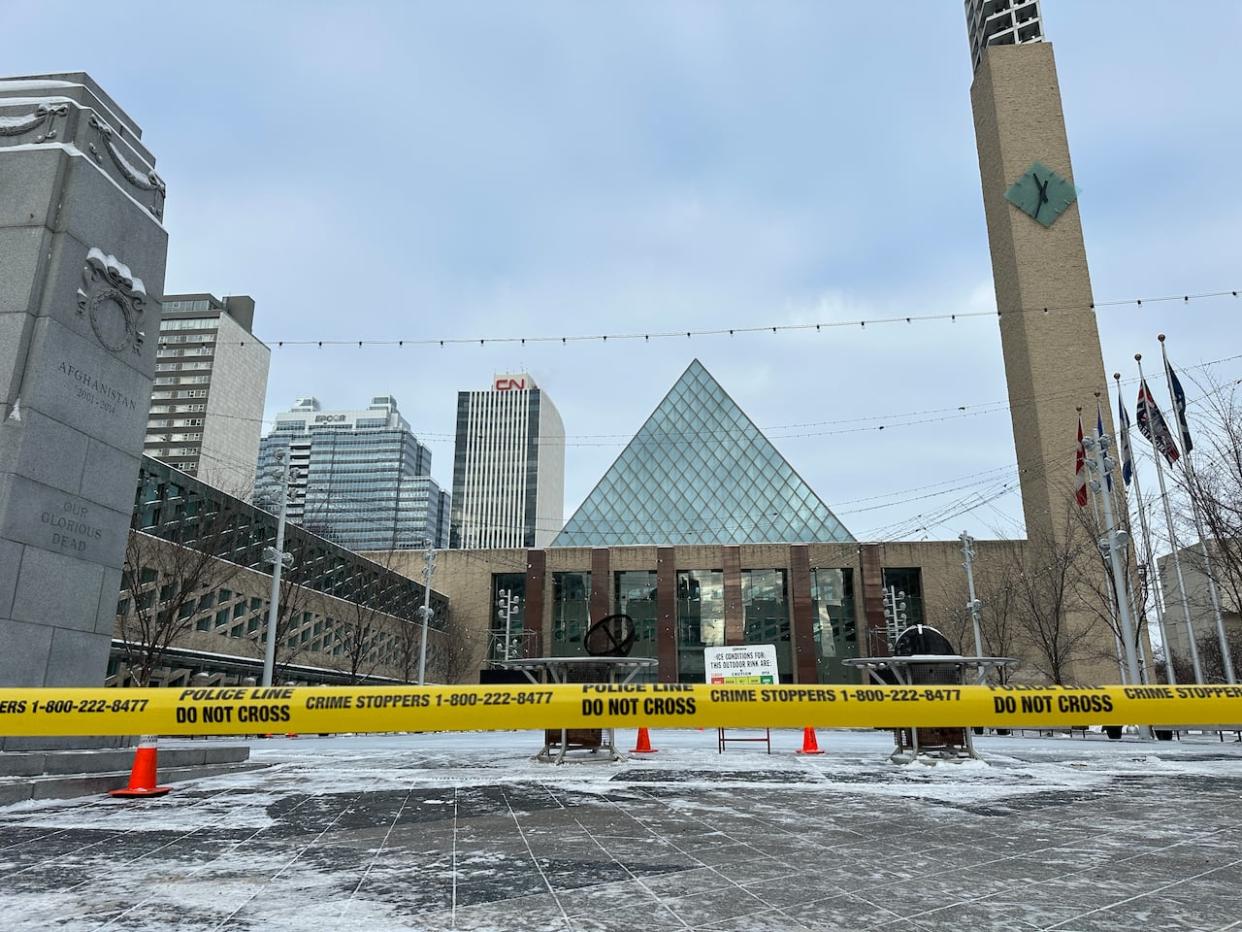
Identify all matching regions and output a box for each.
[1158,335,1236,684]
[1089,447,1127,683]
[1082,398,1147,739]
[1137,354,1204,684]
[1102,399,1148,683]
[1079,412,1126,682]
[1115,372,1175,685]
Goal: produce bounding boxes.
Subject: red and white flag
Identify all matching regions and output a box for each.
[1074,416,1089,507]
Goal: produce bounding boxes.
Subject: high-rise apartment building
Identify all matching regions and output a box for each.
[255,396,449,551]
[146,293,270,495]
[450,373,565,549]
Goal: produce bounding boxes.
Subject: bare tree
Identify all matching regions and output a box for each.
[1067,497,1153,683]
[1010,505,1110,684]
[246,533,316,685]
[395,614,424,684]
[118,503,244,687]
[1177,376,1242,623]
[432,607,478,684]
[331,597,387,684]
[937,542,1023,684]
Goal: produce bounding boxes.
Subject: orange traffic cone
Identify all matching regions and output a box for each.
[795,727,824,755]
[631,727,658,754]
[110,736,171,798]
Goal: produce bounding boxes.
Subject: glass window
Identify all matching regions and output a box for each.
[551,572,590,658]
[742,569,792,683]
[810,568,857,683]
[676,570,724,683]
[614,571,658,681]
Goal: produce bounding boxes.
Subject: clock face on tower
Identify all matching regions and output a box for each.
[1005,161,1077,227]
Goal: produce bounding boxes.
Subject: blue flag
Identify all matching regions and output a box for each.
[1117,395,1134,487]
[1164,354,1194,456]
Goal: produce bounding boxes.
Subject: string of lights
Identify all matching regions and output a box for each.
[199,287,1242,350]
[154,351,1242,447]
[177,371,1237,546]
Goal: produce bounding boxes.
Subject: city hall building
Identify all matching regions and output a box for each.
[386,361,1024,685]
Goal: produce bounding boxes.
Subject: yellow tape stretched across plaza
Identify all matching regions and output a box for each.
[0,683,1240,737]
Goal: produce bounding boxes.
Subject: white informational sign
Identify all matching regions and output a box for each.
[704,645,779,685]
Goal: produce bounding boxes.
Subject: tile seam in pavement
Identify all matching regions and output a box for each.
[625,787,816,931]
[452,784,459,928]
[499,784,574,931]
[537,782,693,931]
[336,786,417,921]
[208,790,370,931]
[1041,854,1242,931]
[873,816,1242,927]
[87,790,331,932]
[3,785,243,879]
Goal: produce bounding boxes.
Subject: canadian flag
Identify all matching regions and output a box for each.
[1074,416,1089,508]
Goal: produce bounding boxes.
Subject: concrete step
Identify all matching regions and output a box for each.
[0,744,250,778]
[0,760,267,805]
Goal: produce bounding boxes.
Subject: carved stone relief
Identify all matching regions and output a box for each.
[0,103,68,142]
[87,114,166,220]
[75,247,147,355]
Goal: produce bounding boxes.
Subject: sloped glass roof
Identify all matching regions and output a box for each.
[552,360,854,546]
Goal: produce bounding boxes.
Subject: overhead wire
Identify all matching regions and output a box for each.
[194,287,1241,350]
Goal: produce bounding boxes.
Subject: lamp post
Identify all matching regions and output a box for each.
[262,451,295,688]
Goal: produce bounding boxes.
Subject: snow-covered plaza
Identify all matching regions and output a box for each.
[1,729,1239,931]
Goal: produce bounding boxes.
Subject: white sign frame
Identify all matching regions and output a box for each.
[704,645,779,685]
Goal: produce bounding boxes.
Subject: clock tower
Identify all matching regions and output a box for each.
[967,1,1112,545]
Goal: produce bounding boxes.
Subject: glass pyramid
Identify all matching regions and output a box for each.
[553,360,854,546]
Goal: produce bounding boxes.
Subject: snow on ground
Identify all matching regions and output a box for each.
[1,729,1239,931]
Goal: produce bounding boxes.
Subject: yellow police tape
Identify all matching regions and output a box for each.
[0,683,1240,737]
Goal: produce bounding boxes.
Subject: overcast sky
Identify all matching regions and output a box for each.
[10,1,1241,542]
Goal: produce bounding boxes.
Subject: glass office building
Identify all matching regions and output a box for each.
[553,360,853,546]
[255,396,449,551]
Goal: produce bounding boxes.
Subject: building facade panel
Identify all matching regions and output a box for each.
[450,374,565,550]
[255,396,448,550]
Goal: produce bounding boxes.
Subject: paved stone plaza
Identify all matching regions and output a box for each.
[0,730,1239,931]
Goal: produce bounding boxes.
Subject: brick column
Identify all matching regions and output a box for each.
[656,547,677,682]
[523,549,546,657]
[789,546,817,683]
[858,544,888,659]
[590,548,611,624]
[723,546,744,645]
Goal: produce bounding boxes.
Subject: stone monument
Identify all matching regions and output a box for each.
[0,73,167,688]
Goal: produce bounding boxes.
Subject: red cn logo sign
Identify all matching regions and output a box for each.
[494,377,527,391]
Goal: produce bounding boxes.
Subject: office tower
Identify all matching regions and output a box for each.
[146,293,269,495]
[450,374,565,549]
[255,396,448,550]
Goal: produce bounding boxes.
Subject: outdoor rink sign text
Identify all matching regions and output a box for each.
[0,683,1240,737]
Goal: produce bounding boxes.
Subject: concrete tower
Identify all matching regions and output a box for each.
[967,2,1113,542]
[0,74,168,688]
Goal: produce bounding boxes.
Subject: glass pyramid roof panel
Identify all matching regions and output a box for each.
[553,360,855,546]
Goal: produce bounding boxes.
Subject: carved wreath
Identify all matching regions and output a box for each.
[75,247,147,355]
[0,103,68,142]
[87,114,166,220]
